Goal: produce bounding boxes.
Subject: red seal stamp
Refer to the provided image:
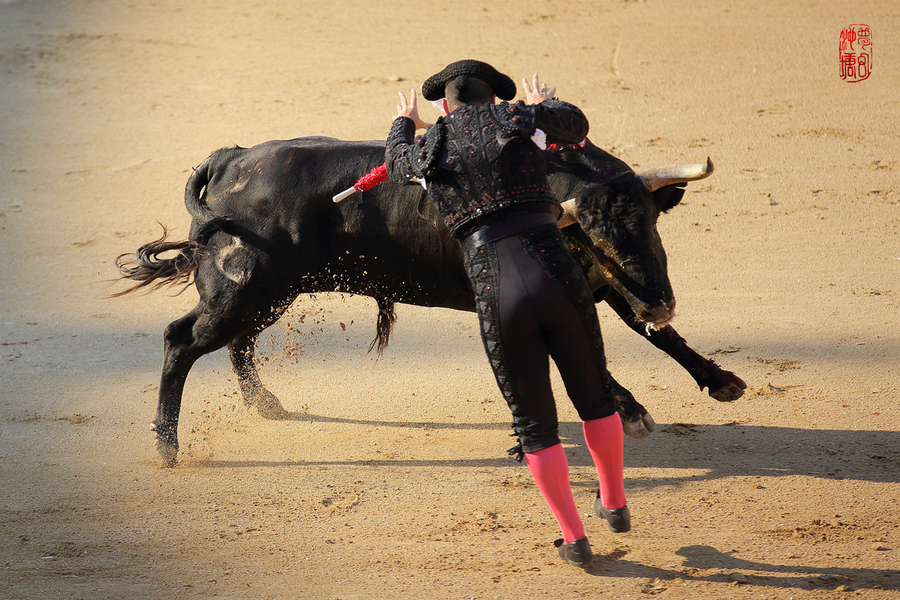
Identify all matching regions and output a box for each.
[839,24,872,82]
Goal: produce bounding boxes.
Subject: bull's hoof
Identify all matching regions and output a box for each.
[251,396,290,420]
[607,377,655,439]
[710,383,745,402]
[151,421,179,468]
[622,412,657,439]
[707,372,747,402]
[257,402,289,420]
[156,438,179,468]
[242,388,290,420]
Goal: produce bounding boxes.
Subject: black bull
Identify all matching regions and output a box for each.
[116,136,746,466]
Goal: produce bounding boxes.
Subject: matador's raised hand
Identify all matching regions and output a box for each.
[522,74,556,105]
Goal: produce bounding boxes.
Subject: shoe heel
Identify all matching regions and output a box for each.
[555,537,593,567]
[594,498,631,533]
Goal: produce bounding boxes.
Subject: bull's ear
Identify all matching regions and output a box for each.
[653,183,686,214]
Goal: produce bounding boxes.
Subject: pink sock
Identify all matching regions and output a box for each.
[583,414,627,510]
[524,444,585,544]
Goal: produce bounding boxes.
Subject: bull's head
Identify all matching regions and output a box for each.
[559,159,713,330]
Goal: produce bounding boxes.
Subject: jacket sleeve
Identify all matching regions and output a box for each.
[533,98,590,146]
[385,116,420,184]
[489,99,589,146]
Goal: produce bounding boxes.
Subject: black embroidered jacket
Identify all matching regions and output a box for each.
[385,98,589,236]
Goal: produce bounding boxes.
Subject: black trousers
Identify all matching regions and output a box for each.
[463,222,618,453]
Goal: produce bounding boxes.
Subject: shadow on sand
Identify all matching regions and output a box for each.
[204,413,900,484]
[579,544,899,592]
[197,417,899,592]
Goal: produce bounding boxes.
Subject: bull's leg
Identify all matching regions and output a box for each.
[153,308,220,467]
[229,331,290,419]
[603,291,747,401]
[153,293,278,466]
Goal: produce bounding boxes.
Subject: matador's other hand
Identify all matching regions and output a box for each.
[393,89,430,130]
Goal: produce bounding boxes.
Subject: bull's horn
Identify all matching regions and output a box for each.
[557,198,578,228]
[636,157,714,192]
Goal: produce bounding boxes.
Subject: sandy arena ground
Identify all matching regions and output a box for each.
[1,1,899,598]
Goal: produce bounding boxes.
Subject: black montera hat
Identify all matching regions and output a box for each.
[421,60,517,101]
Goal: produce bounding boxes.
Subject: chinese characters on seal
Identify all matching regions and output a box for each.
[839,24,872,83]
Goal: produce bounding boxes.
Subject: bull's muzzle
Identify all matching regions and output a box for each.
[638,299,676,329]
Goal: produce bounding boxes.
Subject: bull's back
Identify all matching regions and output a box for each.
[197,137,475,310]
[202,138,384,217]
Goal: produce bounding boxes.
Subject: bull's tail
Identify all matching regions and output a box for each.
[184,156,227,229]
[112,156,226,297]
[367,298,397,355]
[111,226,211,296]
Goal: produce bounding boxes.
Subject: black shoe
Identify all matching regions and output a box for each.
[594,498,631,533]
[555,537,593,567]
